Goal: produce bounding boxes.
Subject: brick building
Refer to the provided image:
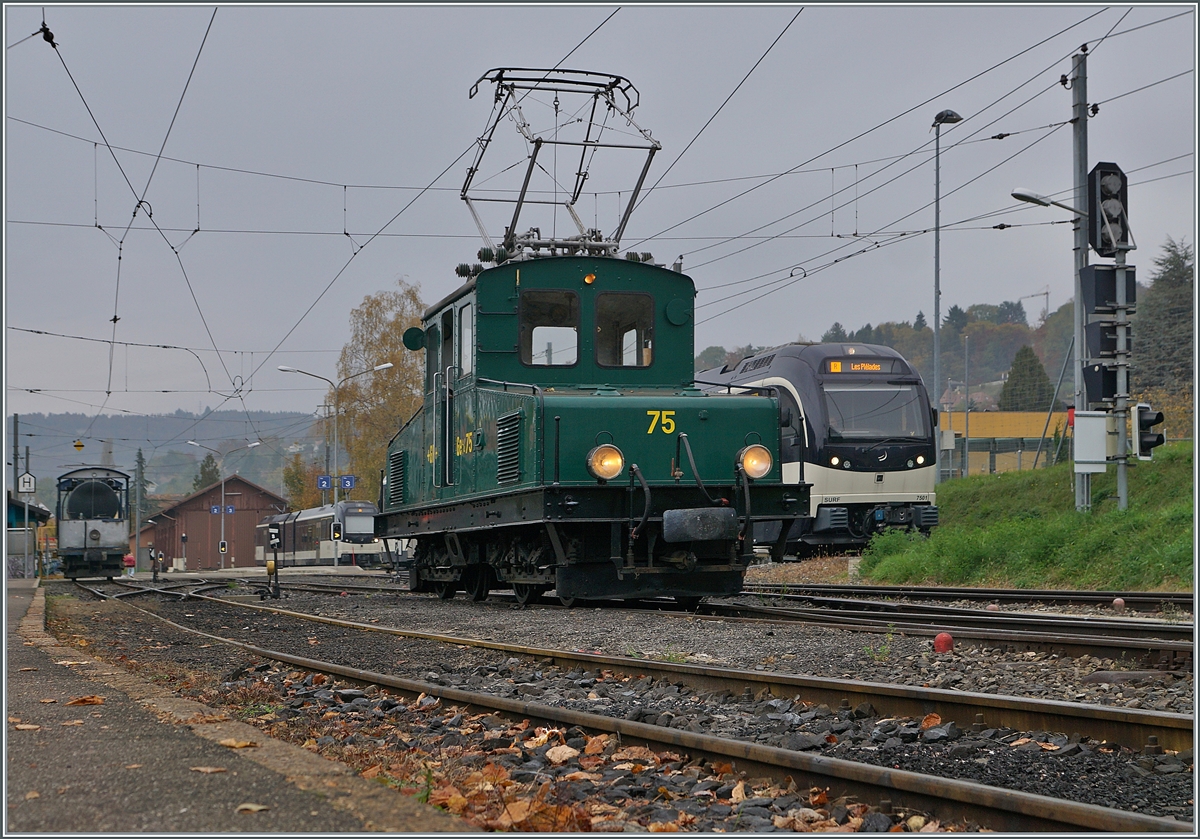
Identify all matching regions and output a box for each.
[131,477,286,572]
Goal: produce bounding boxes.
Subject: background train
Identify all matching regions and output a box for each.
[255,500,386,568]
[698,343,939,556]
[56,466,130,580]
[375,253,810,606]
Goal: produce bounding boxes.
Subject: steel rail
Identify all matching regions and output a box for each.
[700,603,1194,671]
[742,583,1194,613]
[86,591,1192,833]
[727,594,1195,640]
[145,589,1193,753]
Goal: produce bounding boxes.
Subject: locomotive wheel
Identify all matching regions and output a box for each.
[675,595,703,611]
[512,583,541,607]
[557,593,577,608]
[465,567,492,602]
[434,581,457,600]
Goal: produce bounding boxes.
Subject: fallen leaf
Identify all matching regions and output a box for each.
[39,699,57,705]
[218,738,258,749]
[19,667,37,672]
[235,803,269,813]
[8,717,22,723]
[611,745,657,762]
[919,713,941,730]
[14,724,41,731]
[190,766,227,774]
[60,720,84,727]
[25,791,40,800]
[65,695,105,706]
[1009,737,1033,747]
[546,744,580,765]
[1039,742,1061,751]
[584,734,609,755]
[307,638,320,646]
[125,764,143,769]
[648,822,680,832]
[730,780,746,802]
[360,765,382,779]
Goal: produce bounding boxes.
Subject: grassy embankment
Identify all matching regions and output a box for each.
[860,440,1194,591]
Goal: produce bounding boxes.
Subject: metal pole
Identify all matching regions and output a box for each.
[333,386,340,568]
[1072,48,1091,512]
[134,451,142,574]
[934,122,943,485]
[964,335,970,478]
[1033,335,1074,469]
[220,475,226,571]
[1115,250,1130,510]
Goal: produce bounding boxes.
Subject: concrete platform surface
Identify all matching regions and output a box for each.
[5,578,473,834]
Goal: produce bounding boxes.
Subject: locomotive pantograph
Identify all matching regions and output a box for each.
[375,69,810,606]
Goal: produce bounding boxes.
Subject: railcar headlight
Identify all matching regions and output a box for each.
[916,454,926,465]
[586,444,624,481]
[738,444,772,479]
[830,456,840,467]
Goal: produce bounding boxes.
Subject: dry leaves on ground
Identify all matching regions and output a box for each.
[218,738,258,749]
[65,695,105,706]
[191,766,228,774]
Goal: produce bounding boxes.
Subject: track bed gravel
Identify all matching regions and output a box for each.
[45,583,1193,825]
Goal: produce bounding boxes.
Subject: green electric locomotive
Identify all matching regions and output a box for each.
[375,68,809,605]
[376,255,809,605]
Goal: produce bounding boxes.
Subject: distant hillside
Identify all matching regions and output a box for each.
[7,410,319,510]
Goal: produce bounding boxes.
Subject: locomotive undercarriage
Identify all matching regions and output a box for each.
[385,485,800,606]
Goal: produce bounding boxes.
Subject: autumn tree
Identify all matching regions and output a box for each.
[282,451,324,510]
[192,453,220,492]
[335,277,426,507]
[999,345,1055,411]
[694,345,728,373]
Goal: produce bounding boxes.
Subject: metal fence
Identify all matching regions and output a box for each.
[941,436,1068,480]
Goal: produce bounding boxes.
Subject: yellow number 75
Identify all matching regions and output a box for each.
[646,410,676,434]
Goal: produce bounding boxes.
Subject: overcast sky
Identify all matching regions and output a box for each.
[5,4,1196,456]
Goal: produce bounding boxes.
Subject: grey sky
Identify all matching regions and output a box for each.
[5,5,1196,450]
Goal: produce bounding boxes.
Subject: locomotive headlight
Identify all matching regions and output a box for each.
[916,454,926,465]
[830,456,840,467]
[586,444,624,481]
[738,444,772,479]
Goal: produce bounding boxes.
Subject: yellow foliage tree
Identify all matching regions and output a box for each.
[334,278,426,507]
[282,452,324,510]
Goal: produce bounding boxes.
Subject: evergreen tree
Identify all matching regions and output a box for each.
[942,305,969,333]
[914,311,927,330]
[1132,236,1193,394]
[822,322,848,342]
[999,345,1055,411]
[134,448,152,514]
[192,453,220,492]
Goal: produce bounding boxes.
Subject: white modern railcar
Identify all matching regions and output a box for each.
[699,343,939,556]
[255,500,386,567]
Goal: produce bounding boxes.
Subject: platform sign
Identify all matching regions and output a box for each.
[317,475,332,490]
[225,505,236,515]
[17,472,35,494]
[339,475,356,489]
[210,505,220,514]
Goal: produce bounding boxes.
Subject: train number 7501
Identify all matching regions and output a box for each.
[646,410,676,434]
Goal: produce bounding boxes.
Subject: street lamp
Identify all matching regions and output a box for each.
[187,439,261,570]
[932,108,962,485]
[278,362,394,566]
[1011,185,1090,510]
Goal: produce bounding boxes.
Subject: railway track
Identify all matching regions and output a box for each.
[742,583,1194,614]
[109,576,1196,671]
[64,580,1193,831]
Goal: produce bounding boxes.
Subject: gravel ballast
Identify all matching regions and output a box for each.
[45,582,1194,827]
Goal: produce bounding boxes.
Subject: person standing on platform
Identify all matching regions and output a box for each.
[122,553,136,577]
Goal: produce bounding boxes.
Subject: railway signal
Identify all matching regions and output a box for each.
[219,540,228,554]
[330,522,343,541]
[268,524,281,549]
[1132,403,1165,460]
[1088,162,1131,258]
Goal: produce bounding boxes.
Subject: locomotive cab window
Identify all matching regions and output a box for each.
[459,303,473,377]
[520,290,579,366]
[596,292,653,368]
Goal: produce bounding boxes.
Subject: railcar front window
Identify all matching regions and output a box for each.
[520,290,579,366]
[596,292,654,368]
[824,384,928,440]
[344,514,374,536]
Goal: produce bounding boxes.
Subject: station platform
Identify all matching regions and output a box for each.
[4,577,470,834]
